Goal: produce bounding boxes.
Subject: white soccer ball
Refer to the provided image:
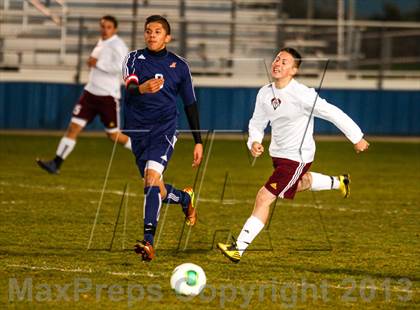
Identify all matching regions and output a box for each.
[170,263,206,296]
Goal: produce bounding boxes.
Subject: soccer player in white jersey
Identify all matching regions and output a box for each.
[36,15,131,174]
[218,47,370,263]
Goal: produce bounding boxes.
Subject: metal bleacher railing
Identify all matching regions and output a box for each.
[1,0,420,85]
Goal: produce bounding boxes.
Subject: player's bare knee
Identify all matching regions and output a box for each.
[297,172,312,192]
[66,123,83,139]
[256,187,276,206]
[106,132,118,142]
[144,170,161,187]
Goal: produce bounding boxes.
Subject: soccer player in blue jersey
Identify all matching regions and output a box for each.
[122,15,203,261]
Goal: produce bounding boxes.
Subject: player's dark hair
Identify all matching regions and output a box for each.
[101,15,118,28]
[145,15,171,35]
[280,47,302,68]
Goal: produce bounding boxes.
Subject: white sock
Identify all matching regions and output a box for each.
[56,137,76,160]
[310,172,339,191]
[236,215,264,256]
[124,138,132,150]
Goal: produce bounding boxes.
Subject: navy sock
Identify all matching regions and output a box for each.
[162,184,190,212]
[143,186,161,245]
[53,156,63,168]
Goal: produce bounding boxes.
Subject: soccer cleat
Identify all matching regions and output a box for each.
[217,240,241,263]
[338,174,350,198]
[36,158,59,174]
[134,240,155,262]
[183,187,197,226]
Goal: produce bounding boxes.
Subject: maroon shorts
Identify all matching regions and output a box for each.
[264,158,312,199]
[71,90,119,131]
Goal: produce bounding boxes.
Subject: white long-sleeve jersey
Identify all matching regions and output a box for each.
[247,79,364,163]
[84,35,128,99]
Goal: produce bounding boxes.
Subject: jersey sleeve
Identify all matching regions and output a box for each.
[179,62,196,106]
[96,42,127,76]
[122,51,139,87]
[299,85,363,144]
[247,89,269,150]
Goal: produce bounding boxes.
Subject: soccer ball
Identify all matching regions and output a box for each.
[170,263,206,296]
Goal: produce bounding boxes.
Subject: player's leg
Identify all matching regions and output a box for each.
[106,131,132,150]
[217,186,274,264]
[296,172,312,191]
[99,96,132,150]
[36,91,96,174]
[134,163,191,261]
[161,183,196,226]
[59,121,83,159]
[36,121,84,174]
[132,161,161,261]
[142,167,164,247]
[237,186,275,250]
[36,122,82,174]
[130,137,157,261]
[148,134,197,225]
[218,158,310,263]
[297,172,350,198]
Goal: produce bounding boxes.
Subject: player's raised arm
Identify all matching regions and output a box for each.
[299,84,364,146]
[247,90,269,155]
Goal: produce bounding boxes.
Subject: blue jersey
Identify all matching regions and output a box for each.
[122,48,196,138]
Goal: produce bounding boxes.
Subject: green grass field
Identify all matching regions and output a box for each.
[1,134,419,309]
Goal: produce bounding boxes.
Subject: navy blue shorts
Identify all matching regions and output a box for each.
[131,134,177,177]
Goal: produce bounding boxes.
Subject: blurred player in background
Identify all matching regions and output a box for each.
[218,47,370,263]
[123,15,203,261]
[36,15,130,174]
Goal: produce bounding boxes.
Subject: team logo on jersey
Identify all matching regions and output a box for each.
[169,62,177,68]
[271,97,281,110]
[138,54,146,59]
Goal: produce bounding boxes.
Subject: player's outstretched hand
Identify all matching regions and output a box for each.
[139,78,164,94]
[192,143,203,168]
[251,142,264,157]
[354,138,370,153]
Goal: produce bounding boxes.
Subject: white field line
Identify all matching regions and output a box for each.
[323,283,417,294]
[1,200,25,205]
[6,264,162,278]
[6,264,417,294]
[1,181,418,214]
[217,278,418,294]
[1,130,420,142]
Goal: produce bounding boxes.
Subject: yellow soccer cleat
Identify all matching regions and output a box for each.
[183,187,197,226]
[339,174,350,198]
[217,241,241,263]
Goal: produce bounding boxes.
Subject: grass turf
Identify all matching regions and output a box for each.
[0,134,419,309]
